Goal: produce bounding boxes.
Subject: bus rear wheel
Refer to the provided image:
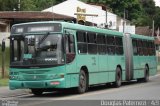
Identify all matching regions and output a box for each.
[114,67,122,88]
[31,89,43,96]
[142,66,149,82]
[137,66,149,82]
[77,70,88,94]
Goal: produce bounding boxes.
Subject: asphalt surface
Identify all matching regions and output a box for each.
[0,74,160,106]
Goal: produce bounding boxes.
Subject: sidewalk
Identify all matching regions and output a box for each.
[0,86,30,98]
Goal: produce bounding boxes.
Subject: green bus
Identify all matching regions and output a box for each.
[7,21,157,95]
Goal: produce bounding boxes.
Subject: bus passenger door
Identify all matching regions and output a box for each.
[124,33,133,81]
[64,29,77,87]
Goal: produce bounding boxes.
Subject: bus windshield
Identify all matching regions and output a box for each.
[10,34,64,68]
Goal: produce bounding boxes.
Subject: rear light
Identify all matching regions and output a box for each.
[50,81,60,85]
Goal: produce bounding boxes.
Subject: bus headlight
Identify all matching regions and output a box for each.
[9,75,19,80]
[9,72,19,80]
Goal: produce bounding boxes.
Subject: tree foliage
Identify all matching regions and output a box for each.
[0,0,64,11]
[81,0,160,28]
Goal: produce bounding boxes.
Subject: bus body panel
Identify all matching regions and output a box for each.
[9,21,157,91]
[130,34,157,79]
[9,66,67,90]
[98,55,109,83]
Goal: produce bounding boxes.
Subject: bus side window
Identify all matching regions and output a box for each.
[65,34,75,63]
[152,42,156,55]
[143,41,148,56]
[106,36,115,55]
[115,37,123,55]
[87,32,97,54]
[132,39,138,55]
[77,31,87,54]
[137,40,143,55]
[97,34,106,54]
[149,41,155,56]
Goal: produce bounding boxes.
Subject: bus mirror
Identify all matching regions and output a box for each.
[2,39,5,52]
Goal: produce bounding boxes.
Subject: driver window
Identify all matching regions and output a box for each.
[66,34,75,54]
[65,34,75,63]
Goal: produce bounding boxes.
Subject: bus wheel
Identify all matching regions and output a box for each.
[31,89,43,96]
[137,66,149,82]
[114,67,122,88]
[77,70,87,94]
[143,66,149,82]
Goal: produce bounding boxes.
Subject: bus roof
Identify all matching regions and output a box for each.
[12,21,154,41]
[61,21,123,37]
[12,21,123,37]
[131,34,154,41]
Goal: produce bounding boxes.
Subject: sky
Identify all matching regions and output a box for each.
[154,0,160,7]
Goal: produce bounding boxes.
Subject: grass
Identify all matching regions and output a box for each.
[0,77,9,86]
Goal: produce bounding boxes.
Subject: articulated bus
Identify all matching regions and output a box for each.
[7,21,157,95]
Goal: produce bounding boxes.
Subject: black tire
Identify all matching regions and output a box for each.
[114,67,122,88]
[77,70,88,94]
[143,66,149,82]
[137,66,149,82]
[31,89,43,96]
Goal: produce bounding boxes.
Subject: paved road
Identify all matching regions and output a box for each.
[0,74,160,106]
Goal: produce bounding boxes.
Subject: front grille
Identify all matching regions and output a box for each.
[20,70,50,74]
[22,75,47,81]
[25,82,45,88]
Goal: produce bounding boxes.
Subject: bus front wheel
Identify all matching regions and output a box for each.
[77,70,88,94]
[114,67,122,88]
[31,89,43,96]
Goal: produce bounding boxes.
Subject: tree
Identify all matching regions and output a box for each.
[0,0,18,11]
[0,0,65,11]
[81,0,159,28]
[154,7,160,29]
[20,0,37,11]
[81,0,143,26]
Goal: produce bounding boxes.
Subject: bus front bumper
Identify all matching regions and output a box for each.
[9,79,65,90]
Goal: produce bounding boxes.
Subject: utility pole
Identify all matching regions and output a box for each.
[123,9,126,33]
[152,20,155,36]
[52,1,54,20]
[106,6,107,28]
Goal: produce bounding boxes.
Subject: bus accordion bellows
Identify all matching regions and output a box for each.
[8,21,157,95]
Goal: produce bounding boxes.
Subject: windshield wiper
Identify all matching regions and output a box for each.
[38,32,50,46]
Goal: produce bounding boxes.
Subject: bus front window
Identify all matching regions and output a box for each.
[10,34,64,67]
